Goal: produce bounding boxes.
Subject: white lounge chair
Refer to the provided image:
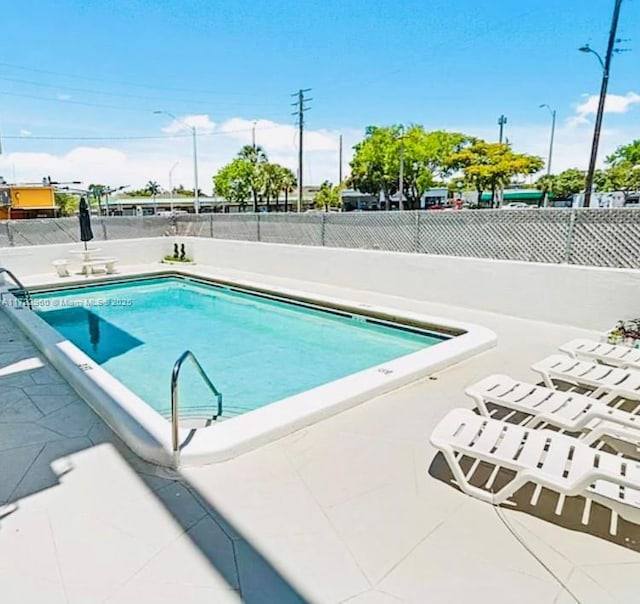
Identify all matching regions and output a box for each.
[430,408,640,531]
[466,374,640,453]
[531,354,640,402]
[560,338,640,371]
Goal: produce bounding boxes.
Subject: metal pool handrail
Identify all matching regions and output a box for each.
[0,267,32,309]
[170,350,223,452]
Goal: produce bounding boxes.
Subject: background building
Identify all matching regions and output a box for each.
[0,182,58,219]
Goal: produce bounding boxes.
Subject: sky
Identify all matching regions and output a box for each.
[0,0,638,193]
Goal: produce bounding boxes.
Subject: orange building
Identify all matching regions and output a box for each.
[0,185,58,220]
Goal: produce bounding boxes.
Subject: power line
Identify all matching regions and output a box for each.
[0,60,285,98]
[0,124,285,142]
[0,75,285,108]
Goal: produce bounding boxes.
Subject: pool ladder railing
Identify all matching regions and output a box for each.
[171,350,222,452]
[0,267,33,309]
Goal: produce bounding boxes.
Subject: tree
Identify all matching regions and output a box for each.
[261,163,283,212]
[451,141,543,207]
[238,144,268,212]
[349,125,472,210]
[146,181,161,213]
[314,180,341,212]
[535,169,586,201]
[280,166,297,212]
[349,125,402,210]
[213,159,253,211]
[607,139,640,167]
[87,184,106,215]
[54,192,78,216]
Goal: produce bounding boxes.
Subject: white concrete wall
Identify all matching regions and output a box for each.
[2,236,638,330]
[185,238,639,331]
[0,238,170,276]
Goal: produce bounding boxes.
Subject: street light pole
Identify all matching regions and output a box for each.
[168,161,179,213]
[154,110,200,214]
[579,0,624,208]
[539,104,556,176]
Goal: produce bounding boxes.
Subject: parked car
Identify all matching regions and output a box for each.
[501,202,535,210]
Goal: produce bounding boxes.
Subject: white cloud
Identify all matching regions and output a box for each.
[56,93,72,101]
[19,129,32,136]
[219,118,339,153]
[567,92,640,127]
[160,114,215,134]
[0,118,363,192]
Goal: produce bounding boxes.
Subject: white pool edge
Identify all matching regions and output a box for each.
[1,272,496,467]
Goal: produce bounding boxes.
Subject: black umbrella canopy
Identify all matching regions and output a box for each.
[79,197,94,250]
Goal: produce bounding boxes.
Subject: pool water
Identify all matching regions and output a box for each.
[33,277,446,419]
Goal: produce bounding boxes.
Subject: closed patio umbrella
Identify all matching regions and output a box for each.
[78,196,94,250]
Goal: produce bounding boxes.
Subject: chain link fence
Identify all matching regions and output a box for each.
[1,209,639,269]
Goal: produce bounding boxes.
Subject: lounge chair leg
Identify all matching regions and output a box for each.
[610,510,619,535]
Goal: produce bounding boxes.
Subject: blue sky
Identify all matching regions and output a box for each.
[0,0,638,191]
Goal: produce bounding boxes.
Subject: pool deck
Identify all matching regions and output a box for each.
[1,263,639,603]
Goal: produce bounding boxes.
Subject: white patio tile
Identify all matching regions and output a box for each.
[117,516,238,591]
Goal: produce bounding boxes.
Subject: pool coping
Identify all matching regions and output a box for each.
[1,267,496,467]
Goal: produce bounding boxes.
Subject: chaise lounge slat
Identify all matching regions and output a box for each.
[560,338,640,371]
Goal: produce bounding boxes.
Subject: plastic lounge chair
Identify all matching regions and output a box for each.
[559,338,640,371]
[531,354,640,402]
[430,408,640,531]
[466,374,640,453]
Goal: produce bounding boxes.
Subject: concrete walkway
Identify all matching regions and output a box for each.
[1,268,640,603]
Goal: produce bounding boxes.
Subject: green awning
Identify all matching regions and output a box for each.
[480,190,548,202]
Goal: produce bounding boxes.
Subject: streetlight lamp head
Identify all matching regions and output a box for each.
[579,45,591,53]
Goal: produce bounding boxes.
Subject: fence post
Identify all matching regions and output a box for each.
[209,214,213,238]
[101,219,108,241]
[563,209,577,264]
[321,212,326,247]
[414,211,420,253]
[6,221,14,247]
[256,213,261,242]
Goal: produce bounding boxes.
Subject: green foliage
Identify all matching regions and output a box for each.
[349,125,472,209]
[535,169,586,199]
[213,158,253,210]
[212,148,297,212]
[451,141,543,207]
[314,181,341,211]
[162,254,192,263]
[54,192,79,216]
[606,139,640,167]
[238,145,268,212]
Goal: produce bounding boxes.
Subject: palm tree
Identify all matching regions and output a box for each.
[87,184,106,215]
[279,167,297,213]
[146,181,161,214]
[238,145,268,212]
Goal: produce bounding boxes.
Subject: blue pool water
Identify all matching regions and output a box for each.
[33,277,445,418]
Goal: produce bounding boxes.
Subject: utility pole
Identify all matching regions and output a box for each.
[398,130,405,211]
[292,88,312,212]
[252,121,256,150]
[582,0,624,208]
[498,115,508,143]
[338,134,343,185]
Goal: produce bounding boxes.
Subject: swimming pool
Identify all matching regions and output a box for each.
[32,276,446,420]
[3,269,496,466]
